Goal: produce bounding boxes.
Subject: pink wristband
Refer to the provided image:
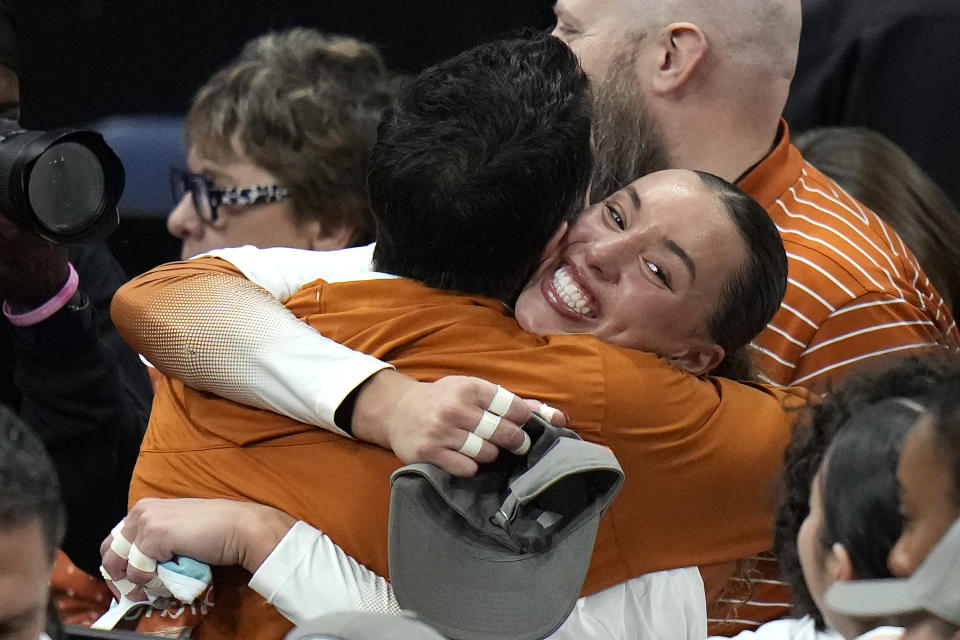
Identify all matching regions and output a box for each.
[3,263,80,327]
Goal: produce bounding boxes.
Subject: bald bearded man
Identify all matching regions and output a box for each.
[553,0,956,385]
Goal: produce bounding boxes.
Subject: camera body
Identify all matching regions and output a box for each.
[0,118,124,245]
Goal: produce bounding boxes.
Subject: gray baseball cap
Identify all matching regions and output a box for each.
[284,611,445,640]
[825,515,960,626]
[388,415,624,640]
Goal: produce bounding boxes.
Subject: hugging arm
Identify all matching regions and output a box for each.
[110,244,390,438]
[110,245,538,475]
[100,498,399,624]
[102,498,707,638]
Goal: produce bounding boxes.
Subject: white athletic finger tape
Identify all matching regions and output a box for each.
[537,403,559,424]
[110,530,132,560]
[474,411,500,440]
[509,431,532,456]
[486,385,515,416]
[114,578,138,595]
[127,543,158,573]
[99,564,113,582]
[457,431,485,458]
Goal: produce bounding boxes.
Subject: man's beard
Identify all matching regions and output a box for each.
[589,51,670,203]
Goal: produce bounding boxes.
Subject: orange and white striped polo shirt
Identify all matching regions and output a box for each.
[741,121,958,390]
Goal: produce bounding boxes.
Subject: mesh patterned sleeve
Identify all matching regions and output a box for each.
[249,521,401,623]
[110,245,394,434]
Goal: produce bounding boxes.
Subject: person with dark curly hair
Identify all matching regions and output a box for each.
[733,356,960,639]
[771,401,913,639]
[824,375,960,639]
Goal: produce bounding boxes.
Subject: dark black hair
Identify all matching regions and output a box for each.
[369,34,592,303]
[0,403,65,560]
[775,355,960,625]
[692,171,787,374]
[818,400,915,577]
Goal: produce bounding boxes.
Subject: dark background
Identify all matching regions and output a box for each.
[14,0,554,274]
[18,0,555,128]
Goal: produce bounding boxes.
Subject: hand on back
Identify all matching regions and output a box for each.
[353,370,567,477]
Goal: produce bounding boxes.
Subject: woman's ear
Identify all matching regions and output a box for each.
[827,543,854,582]
[667,341,724,377]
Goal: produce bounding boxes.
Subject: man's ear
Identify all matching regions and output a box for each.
[651,22,707,95]
[306,220,357,251]
[667,341,724,377]
[827,543,855,582]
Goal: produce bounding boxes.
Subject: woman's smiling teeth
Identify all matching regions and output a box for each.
[553,266,594,316]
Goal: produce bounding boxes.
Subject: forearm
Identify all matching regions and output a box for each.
[6,242,151,442]
[10,244,151,573]
[251,522,707,640]
[111,256,391,433]
[111,246,536,473]
[249,521,400,624]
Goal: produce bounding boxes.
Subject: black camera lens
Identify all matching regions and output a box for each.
[0,120,124,245]
[29,141,107,235]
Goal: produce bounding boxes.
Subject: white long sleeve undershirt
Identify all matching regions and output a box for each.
[249,521,708,640]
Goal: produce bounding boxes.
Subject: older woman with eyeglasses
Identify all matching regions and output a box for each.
[166,27,395,260]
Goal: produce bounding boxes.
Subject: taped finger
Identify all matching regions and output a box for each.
[486,385,515,416]
[473,411,500,440]
[99,565,113,582]
[109,522,132,560]
[536,402,559,424]
[114,578,138,596]
[127,543,158,573]
[457,431,484,458]
[509,431,532,456]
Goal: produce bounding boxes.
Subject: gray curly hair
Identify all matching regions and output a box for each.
[186,28,396,246]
